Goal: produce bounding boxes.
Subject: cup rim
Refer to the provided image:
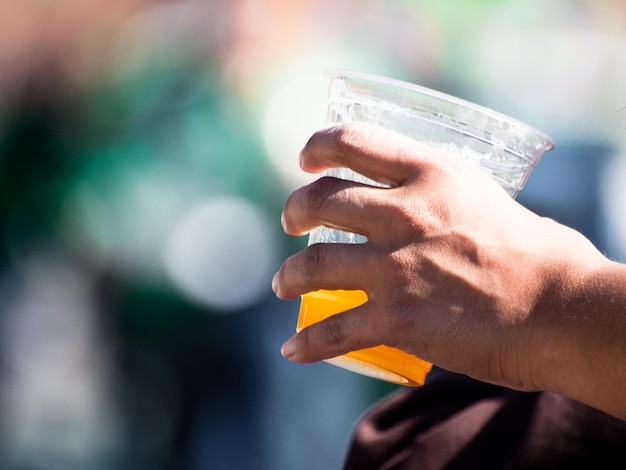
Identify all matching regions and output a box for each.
[323,68,556,151]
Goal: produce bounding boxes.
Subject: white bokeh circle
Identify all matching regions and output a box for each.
[163,197,278,311]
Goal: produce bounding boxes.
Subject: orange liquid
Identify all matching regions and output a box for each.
[298,289,432,386]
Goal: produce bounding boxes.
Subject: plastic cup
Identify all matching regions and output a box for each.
[297,70,555,386]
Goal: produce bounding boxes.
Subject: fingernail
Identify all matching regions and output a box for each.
[271,272,279,294]
[281,337,295,359]
[280,211,286,231]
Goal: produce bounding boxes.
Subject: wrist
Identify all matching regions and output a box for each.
[532,250,626,418]
[524,223,607,391]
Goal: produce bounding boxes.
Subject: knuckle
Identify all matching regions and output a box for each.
[321,314,347,346]
[304,176,340,214]
[283,178,340,234]
[383,193,438,238]
[333,123,365,157]
[302,243,327,280]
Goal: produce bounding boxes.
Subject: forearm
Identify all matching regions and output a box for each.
[536,259,626,420]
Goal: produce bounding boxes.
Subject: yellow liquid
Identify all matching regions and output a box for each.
[298,289,433,386]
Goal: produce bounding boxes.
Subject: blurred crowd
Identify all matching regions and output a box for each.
[0,1,623,469]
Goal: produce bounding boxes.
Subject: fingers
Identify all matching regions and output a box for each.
[299,122,444,186]
[285,122,460,239]
[273,242,372,299]
[280,303,383,363]
[281,176,390,237]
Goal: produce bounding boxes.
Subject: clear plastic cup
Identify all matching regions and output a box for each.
[297,70,556,386]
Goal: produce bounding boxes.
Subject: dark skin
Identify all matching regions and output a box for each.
[273,122,626,421]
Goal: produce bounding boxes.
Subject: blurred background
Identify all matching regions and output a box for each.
[0,0,624,469]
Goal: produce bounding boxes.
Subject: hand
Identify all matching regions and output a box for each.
[273,123,626,419]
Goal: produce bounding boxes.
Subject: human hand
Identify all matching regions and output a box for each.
[273,123,623,411]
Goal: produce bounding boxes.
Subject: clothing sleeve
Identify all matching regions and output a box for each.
[343,370,626,470]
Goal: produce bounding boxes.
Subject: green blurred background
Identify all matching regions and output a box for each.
[0,1,624,469]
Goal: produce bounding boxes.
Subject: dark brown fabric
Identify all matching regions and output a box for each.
[344,370,626,469]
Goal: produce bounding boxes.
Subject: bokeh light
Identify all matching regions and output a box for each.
[163,197,279,311]
[262,71,327,191]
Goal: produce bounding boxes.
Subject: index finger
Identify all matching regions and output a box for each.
[299,123,448,186]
